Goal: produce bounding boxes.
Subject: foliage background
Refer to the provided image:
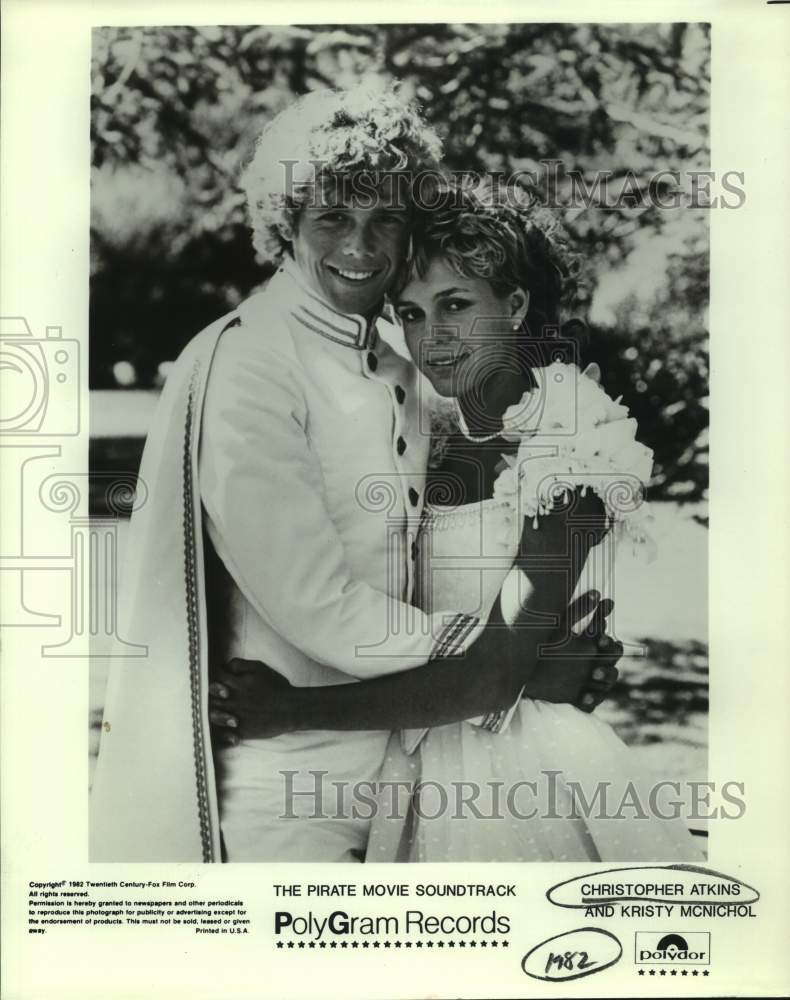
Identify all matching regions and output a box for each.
[89,23,711,796]
[91,22,710,501]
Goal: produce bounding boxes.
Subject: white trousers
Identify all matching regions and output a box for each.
[215,730,390,862]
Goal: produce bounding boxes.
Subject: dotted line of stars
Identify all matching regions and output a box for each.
[276,939,510,950]
[638,969,710,976]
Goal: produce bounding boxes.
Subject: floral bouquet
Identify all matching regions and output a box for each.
[492,362,656,550]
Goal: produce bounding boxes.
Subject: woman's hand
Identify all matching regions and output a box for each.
[207,591,622,743]
[527,595,623,712]
[209,660,295,745]
[526,592,623,712]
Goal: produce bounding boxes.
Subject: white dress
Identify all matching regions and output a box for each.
[367,495,705,863]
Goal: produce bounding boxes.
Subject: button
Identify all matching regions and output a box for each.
[395,385,405,403]
[397,436,406,455]
[367,352,378,372]
[408,487,419,506]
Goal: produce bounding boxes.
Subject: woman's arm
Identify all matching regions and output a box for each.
[209,491,617,740]
[210,591,621,740]
[511,487,611,618]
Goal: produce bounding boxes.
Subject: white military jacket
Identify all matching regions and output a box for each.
[90,260,478,862]
[200,260,473,681]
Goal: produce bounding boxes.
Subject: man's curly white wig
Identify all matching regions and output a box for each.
[241,83,443,263]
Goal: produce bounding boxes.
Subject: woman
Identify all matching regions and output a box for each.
[211,183,703,863]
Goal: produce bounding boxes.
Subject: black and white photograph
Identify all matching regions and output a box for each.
[3,3,789,997]
[88,21,712,864]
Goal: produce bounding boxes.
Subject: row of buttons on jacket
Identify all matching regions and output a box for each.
[367,351,422,538]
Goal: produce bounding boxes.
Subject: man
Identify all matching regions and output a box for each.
[90,84,617,863]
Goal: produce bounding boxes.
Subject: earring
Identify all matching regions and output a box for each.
[512,321,520,331]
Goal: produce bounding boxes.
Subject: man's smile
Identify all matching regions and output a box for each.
[326,263,383,284]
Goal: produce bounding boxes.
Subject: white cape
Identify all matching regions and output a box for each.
[90,313,237,862]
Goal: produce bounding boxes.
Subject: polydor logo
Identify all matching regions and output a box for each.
[635,931,711,965]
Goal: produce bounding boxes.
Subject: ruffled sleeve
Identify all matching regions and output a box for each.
[493,362,656,547]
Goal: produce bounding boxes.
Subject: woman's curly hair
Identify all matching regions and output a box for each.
[241,83,443,263]
[407,179,580,335]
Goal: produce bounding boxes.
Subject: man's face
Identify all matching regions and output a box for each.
[290,186,410,317]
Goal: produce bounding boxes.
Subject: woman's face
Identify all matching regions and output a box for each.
[395,256,528,398]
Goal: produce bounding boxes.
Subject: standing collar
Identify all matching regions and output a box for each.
[279,257,382,351]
